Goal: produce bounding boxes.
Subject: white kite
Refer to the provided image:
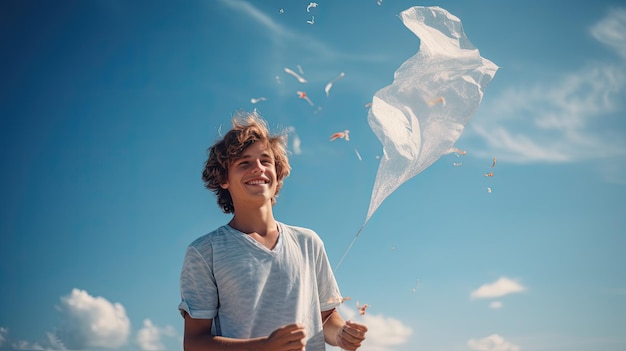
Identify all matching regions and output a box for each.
[334,6,499,270]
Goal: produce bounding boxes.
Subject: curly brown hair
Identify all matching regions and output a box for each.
[202,111,291,213]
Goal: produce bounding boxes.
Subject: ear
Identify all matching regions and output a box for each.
[220,181,229,189]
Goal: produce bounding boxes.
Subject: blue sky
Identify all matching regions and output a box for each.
[1,1,625,350]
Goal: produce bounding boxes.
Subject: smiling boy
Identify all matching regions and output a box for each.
[179,111,367,351]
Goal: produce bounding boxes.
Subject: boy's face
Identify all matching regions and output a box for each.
[220,141,278,209]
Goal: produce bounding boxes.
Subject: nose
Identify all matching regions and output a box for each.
[251,159,264,172]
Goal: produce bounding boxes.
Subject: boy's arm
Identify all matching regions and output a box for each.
[183,313,306,351]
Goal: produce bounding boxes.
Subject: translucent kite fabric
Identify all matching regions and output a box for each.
[365,6,499,224]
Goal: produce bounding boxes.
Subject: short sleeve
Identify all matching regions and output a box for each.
[314,238,342,312]
[178,245,219,319]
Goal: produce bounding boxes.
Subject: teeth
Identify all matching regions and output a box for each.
[246,180,267,185]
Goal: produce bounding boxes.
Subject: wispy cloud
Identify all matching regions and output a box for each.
[489,301,503,309]
[470,277,526,300]
[467,334,521,351]
[136,319,180,351]
[470,63,626,163]
[215,0,389,64]
[44,333,67,351]
[467,8,626,182]
[217,0,288,39]
[54,288,131,350]
[591,7,626,59]
[2,331,66,351]
[292,134,302,155]
[11,340,46,350]
[283,126,302,155]
[327,305,412,351]
[0,327,6,346]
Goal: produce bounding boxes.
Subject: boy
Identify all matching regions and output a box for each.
[179,111,367,351]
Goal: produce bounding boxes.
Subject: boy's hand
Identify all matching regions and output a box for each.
[262,323,306,351]
[336,320,367,351]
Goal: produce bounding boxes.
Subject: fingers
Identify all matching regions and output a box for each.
[267,324,306,351]
[280,323,305,333]
[346,320,368,333]
[337,322,367,351]
[284,324,306,351]
[281,323,306,342]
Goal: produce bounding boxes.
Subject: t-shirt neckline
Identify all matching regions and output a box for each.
[224,222,283,253]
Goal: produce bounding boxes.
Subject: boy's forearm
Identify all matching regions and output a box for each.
[184,334,266,351]
[322,309,344,346]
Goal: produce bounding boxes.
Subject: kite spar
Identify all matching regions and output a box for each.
[334,6,499,270]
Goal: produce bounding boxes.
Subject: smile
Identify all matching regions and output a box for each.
[245,179,269,185]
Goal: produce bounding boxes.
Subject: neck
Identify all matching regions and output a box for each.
[229,205,277,236]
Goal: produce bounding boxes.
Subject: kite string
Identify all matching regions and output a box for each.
[333,223,366,272]
[298,224,365,340]
[299,223,366,328]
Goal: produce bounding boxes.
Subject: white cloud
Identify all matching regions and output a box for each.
[54,288,131,349]
[1,327,67,351]
[467,334,521,351]
[327,305,412,351]
[489,301,503,309]
[471,277,526,300]
[12,340,46,350]
[45,332,68,351]
[591,7,626,59]
[0,327,7,346]
[3,292,180,351]
[136,319,179,351]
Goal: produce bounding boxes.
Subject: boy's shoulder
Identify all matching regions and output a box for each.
[279,222,323,242]
[280,222,314,234]
[188,225,231,247]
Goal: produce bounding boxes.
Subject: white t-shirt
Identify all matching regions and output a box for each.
[179,222,342,350]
